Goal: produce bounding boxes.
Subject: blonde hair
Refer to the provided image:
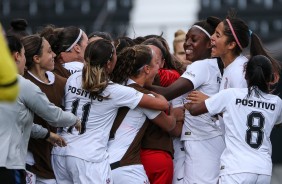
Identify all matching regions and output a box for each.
[173,30,186,52]
[82,39,114,99]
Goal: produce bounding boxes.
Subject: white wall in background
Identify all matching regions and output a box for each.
[127,0,200,52]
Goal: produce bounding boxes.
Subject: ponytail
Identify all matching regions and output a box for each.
[82,63,109,99]
[82,39,115,99]
[250,33,281,80]
[246,55,273,97]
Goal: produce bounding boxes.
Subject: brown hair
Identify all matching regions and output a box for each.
[222,12,281,77]
[39,26,84,57]
[111,45,152,84]
[21,35,43,70]
[82,39,115,99]
[6,19,29,38]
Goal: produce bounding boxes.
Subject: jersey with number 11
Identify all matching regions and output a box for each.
[52,72,143,162]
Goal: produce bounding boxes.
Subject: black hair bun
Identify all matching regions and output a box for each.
[207,16,221,29]
[10,19,28,31]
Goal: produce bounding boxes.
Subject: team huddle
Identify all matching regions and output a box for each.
[0,11,282,184]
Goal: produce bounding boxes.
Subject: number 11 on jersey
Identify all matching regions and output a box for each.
[67,98,91,134]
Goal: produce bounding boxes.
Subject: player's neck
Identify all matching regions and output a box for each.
[29,67,49,84]
[221,53,239,68]
[129,76,145,87]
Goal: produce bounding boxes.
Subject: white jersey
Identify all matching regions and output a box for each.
[170,96,185,160]
[63,61,84,74]
[108,79,160,164]
[180,58,222,140]
[220,55,248,90]
[205,88,282,176]
[52,72,144,162]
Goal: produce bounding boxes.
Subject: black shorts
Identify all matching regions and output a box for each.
[0,167,26,184]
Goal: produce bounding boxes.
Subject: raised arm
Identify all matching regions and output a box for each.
[138,93,169,111]
[146,77,194,101]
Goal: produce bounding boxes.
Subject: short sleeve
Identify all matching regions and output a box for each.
[181,60,208,89]
[205,89,232,115]
[140,107,161,120]
[112,84,143,110]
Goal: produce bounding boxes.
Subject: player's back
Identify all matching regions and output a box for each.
[53,72,143,163]
[220,88,282,176]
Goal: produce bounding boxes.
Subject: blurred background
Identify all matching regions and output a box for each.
[1,0,282,177]
[1,0,282,58]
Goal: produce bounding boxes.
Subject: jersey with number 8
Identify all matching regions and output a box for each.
[205,88,282,176]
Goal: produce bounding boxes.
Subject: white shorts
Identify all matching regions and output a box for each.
[36,177,57,184]
[26,170,36,184]
[52,155,112,184]
[26,171,56,184]
[173,156,185,184]
[111,164,149,184]
[172,138,185,184]
[183,136,225,184]
[219,173,271,184]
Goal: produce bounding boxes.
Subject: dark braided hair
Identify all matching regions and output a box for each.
[111,45,152,85]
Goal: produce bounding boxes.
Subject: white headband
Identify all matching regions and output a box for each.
[192,25,211,38]
[65,29,83,52]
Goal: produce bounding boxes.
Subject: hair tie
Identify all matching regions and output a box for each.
[226,19,243,50]
[65,29,83,52]
[192,25,211,38]
[249,29,253,37]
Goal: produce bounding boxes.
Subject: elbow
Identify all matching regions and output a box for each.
[157,100,169,111]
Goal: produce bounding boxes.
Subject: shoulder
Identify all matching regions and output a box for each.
[235,55,248,66]
[66,72,82,84]
[266,93,282,103]
[109,82,141,95]
[54,73,67,84]
[18,75,34,87]
[218,88,239,97]
[18,75,41,95]
[189,58,217,69]
[107,82,133,92]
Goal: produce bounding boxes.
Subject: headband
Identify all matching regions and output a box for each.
[226,19,243,50]
[192,25,211,38]
[65,29,83,52]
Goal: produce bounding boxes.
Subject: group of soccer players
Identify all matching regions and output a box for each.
[0,11,281,184]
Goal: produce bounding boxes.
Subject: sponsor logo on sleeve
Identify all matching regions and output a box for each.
[185,71,195,78]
